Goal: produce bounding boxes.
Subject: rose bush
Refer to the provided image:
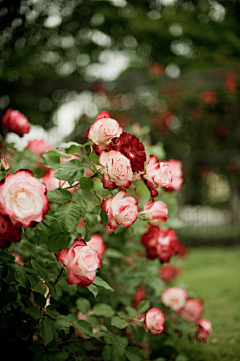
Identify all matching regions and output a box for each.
[0,109,211,360]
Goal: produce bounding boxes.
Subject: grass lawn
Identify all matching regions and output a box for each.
[175,246,240,361]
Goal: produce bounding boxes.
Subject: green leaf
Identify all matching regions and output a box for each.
[126,307,137,318]
[105,248,124,259]
[80,177,94,191]
[40,318,54,346]
[128,324,145,342]
[93,303,115,318]
[44,150,71,158]
[55,202,80,232]
[47,189,72,203]
[111,335,128,356]
[91,205,101,214]
[85,224,92,242]
[65,143,81,154]
[14,264,29,289]
[93,276,114,292]
[54,159,84,184]
[45,305,60,318]
[136,300,150,314]
[100,209,108,224]
[0,251,14,263]
[111,316,128,329]
[102,345,113,361]
[125,346,145,361]
[45,280,59,301]
[31,259,48,279]
[75,319,93,336]
[76,297,91,315]
[175,355,189,361]
[41,154,60,170]
[87,284,98,297]
[30,275,47,295]
[89,151,100,165]
[54,316,72,334]
[26,306,43,320]
[34,292,47,308]
[45,316,58,337]
[117,312,128,321]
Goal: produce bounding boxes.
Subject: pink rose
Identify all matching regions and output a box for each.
[141,226,179,263]
[0,170,50,227]
[144,308,165,335]
[0,215,21,243]
[160,265,181,283]
[196,319,212,342]
[143,156,172,197]
[99,150,133,189]
[143,198,168,226]
[102,190,138,230]
[25,139,52,157]
[1,108,30,137]
[56,238,101,287]
[161,287,188,311]
[178,299,203,323]
[87,234,106,260]
[133,285,146,309]
[165,159,183,191]
[87,111,123,153]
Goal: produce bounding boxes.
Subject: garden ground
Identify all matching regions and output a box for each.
[176,246,240,361]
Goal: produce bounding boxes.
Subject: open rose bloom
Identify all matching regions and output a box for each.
[196,319,212,342]
[1,108,30,137]
[102,189,138,230]
[56,239,101,287]
[178,298,203,323]
[144,308,165,335]
[141,225,179,263]
[0,170,50,227]
[143,156,172,197]
[87,111,123,153]
[99,150,133,189]
[86,234,106,260]
[161,287,188,311]
[25,139,52,157]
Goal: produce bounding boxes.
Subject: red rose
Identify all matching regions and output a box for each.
[160,265,181,283]
[1,108,30,137]
[109,132,146,173]
[0,215,21,244]
[56,238,101,287]
[141,225,179,263]
[133,285,146,309]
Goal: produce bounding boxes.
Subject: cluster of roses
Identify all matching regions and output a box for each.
[162,286,212,342]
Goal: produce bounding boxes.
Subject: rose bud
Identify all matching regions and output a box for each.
[0,215,21,243]
[87,111,123,153]
[143,156,172,197]
[196,319,212,342]
[165,159,183,191]
[133,285,146,309]
[1,108,30,137]
[160,265,181,283]
[99,150,133,189]
[87,234,106,261]
[0,170,50,227]
[161,287,188,311]
[56,238,101,287]
[144,308,165,335]
[102,189,138,230]
[143,198,168,226]
[178,299,203,323]
[0,157,10,171]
